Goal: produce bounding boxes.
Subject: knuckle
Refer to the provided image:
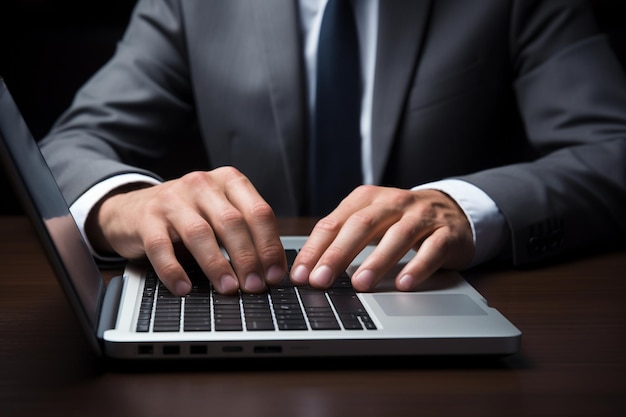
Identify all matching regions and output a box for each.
[255,241,284,261]
[392,219,425,240]
[198,252,231,273]
[182,219,212,243]
[157,259,184,280]
[178,170,232,195]
[321,244,349,263]
[392,192,418,210]
[217,166,249,188]
[179,171,209,188]
[314,216,342,234]
[218,208,246,229]
[248,201,275,222]
[353,184,376,196]
[215,165,243,178]
[295,245,319,264]
[231,249,259,270]
[143,233,172,254]
[345,210,376,229]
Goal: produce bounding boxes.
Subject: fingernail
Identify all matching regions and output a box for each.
[291,264,310,285]
[398,274,414,291]
[219,274,239,293]
[354,269,375,289]
[310,265,333,288]
[175,280,191,296]
[266,264,285,285]
[244,273,265,292]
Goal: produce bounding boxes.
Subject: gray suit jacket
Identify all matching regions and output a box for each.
[40,0,626,266]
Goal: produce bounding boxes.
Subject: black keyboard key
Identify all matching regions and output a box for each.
[136,319,151,333]
[336,313,365,330]
[309,318,341,330]
[269,285,307,330]
[246,319,275,331]
[242,293,275,331]
[328,288,376,330]
[285,249,298,266]
[153,282,181,332]
[299,290,331,308]
[328,293,366,314]
[215,323,243,331]
[136,272,158,332]
[212,293,243,331]
[276,320,309,330]
[359,315,377,330]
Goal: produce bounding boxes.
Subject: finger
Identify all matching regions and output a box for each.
[291,187,375,285]
[393,227,454,291]
[350,218,425,292]
[246,214,287,286]
[291,186,387,287]
[168,209,240,295]
[142,224,192,297]
[205,204,265,293]
[192,169,267,293]
[222,176,287,286]
[290,215,340,285]
[296,208,396,289]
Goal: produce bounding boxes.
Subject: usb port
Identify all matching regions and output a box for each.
[254,345,282,354]
[163,345,180,355]
[138,345,154,355]
[222,346,243,353]
[190,345,208,355]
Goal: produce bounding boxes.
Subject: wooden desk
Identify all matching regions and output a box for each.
[1,215,625,417]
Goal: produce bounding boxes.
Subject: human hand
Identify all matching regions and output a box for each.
[290,186,475,291]
[87,167,287,296]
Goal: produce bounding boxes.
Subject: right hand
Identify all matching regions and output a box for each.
[86,167,287,296]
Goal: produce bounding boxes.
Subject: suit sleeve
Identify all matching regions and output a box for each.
[460,0,626,265]
[39,0,197,206]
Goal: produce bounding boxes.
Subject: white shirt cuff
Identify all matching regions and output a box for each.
[70,173,161,261]
[412,179,509,267]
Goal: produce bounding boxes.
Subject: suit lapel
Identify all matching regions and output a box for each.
[250,0,433,206]
[371,0,433,184]
[251,0,308,213]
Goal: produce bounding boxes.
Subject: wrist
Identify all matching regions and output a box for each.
[85,182,152,256]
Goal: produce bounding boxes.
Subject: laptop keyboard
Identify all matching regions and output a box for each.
[136,249,376,332]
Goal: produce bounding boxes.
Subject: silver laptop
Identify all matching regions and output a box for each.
[0,77,521,359]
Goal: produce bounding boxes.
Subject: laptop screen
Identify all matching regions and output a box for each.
[0,78,105,342]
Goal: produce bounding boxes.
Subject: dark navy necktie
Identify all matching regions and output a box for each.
[310,0,362,216]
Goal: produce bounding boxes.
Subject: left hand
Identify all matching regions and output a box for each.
[290,185,475,291]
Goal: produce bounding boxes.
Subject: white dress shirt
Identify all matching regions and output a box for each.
[70,0,509,265]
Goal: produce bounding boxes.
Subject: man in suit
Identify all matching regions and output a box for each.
[40,0,626,297]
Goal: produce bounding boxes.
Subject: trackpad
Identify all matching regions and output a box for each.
[373,294,487,316]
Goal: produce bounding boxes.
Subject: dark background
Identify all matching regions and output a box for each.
[1,0,625,215]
